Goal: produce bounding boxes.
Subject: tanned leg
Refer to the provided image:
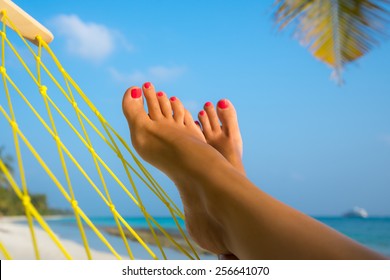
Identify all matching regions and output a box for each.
[123,83,386,259]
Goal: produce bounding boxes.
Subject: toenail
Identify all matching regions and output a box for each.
[205,101,212,107]
[157,91,164,97]
[195,121,200,126]
[131,88,142,98]
[199,110,206,116]
[170,96,177,102]
[144,82,151,89]
[217,99,229,109]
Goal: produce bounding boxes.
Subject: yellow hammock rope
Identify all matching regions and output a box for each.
[0,9,199,260]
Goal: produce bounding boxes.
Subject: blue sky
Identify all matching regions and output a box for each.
[1,0,390,217]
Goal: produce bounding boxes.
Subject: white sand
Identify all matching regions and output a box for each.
[0,216,127,260]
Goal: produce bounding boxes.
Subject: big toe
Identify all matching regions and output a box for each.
[216,99,239,136]
[122,87,148,127]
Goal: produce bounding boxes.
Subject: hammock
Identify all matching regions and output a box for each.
[0,0,198,260]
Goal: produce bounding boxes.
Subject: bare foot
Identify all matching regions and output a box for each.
[122,82,233,255]
[122,84,385,260]
[197,99,244,175]
[197,100,243,260]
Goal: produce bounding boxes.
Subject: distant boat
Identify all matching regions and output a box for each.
[343,207,369,218]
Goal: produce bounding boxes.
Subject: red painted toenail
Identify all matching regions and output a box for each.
[217,99,229,109]
[131,88,142,98]
[144,82,151,89]
[205,101,212,107]
[199,110,206,116]
[170,96,177,102]
[157,91,164,97]
[195,121,200,126]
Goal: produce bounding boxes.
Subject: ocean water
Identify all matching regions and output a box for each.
[43,216,390,259]
[317,217,390,257]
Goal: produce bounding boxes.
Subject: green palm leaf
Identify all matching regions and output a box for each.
[274,0,390,83]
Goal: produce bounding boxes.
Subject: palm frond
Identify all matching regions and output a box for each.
[274,0,390,84]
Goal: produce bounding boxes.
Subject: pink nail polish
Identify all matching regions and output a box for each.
[170,96,177,102]
[217,99,229,109]
[131,88,142,98]
[157,91,164,97]
[199,110,206,116]
[144,82,151,89]
[205,101,212,107]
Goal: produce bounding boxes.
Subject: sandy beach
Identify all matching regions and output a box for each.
[104,226,212,256]
[0,216,126,260]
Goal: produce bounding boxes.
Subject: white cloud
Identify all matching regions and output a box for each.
[109,66,186,84]
[51,14,132,61]
[109,67,146,84]
[148,66,186,81]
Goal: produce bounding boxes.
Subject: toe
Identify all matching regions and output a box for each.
[184,109,195,126]
[198,110,213,138]
[216,99,239,136]
[122,86,148,126]
[170,96,185,123]
[143,82,163,120]
[204,101,221,131]
[156,91,173,118]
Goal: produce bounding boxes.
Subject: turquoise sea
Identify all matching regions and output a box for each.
[317,217,390,257]
[42,216,390,259]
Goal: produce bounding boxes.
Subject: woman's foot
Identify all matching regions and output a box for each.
[122,82,234,255]
[197,100,245,175]
[197,100,244,260]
